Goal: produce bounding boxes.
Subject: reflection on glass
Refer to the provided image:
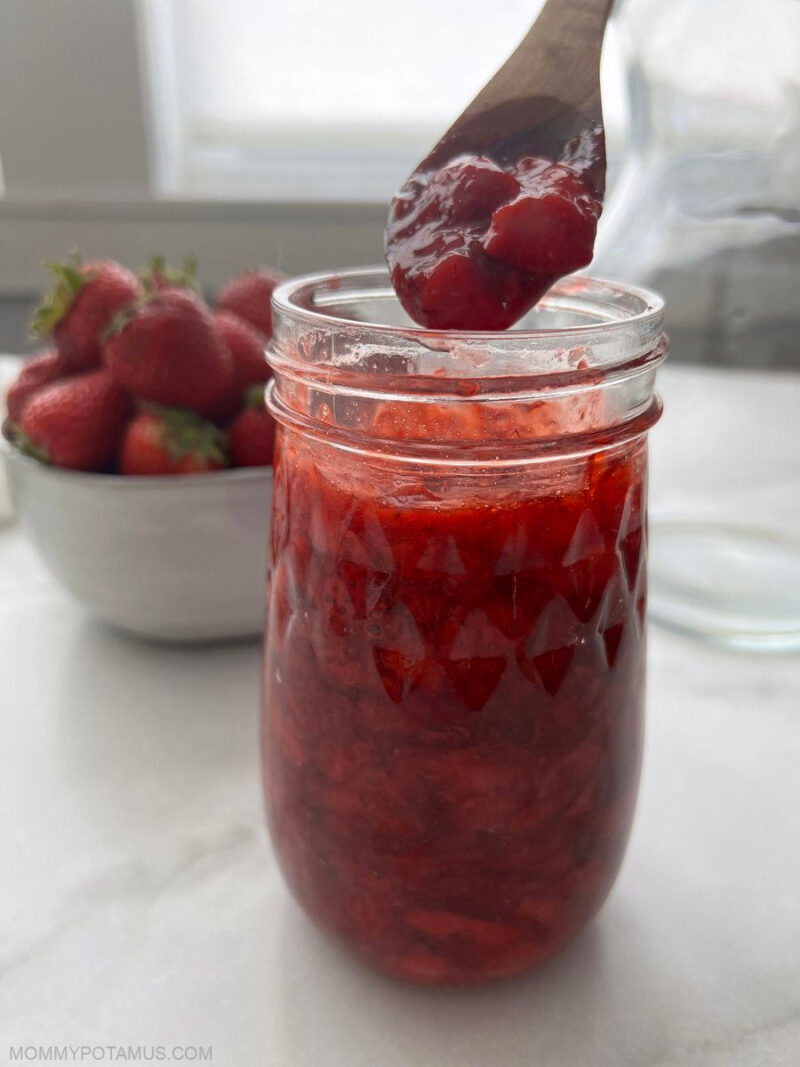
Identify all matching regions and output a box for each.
[595,0,800,650]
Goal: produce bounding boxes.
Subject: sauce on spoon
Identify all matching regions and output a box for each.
[385,141,602,331]
[385,0,613,330]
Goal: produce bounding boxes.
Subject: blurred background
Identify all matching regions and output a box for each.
[1,4,799,1058]
[1,0,798,366]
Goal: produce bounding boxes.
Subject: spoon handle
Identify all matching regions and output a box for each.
[464,0,614,128]
[428,0,614,182]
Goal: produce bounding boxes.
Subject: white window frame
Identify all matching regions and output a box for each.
[137,0,452,203]
[0,0,388,297]
[0,0,632,298]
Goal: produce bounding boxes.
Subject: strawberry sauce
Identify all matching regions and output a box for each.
[263,404,648,984]
[385,152,601,331]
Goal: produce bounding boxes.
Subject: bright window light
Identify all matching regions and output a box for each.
[144,0,629,201]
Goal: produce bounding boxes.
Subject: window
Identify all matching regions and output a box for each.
[143,0,629,201]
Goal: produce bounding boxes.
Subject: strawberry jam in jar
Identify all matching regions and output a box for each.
[263,270,667,985]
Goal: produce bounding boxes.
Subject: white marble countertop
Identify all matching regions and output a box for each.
[1,365,799,1067]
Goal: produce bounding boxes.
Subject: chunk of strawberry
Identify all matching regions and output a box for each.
[484,190,597,276]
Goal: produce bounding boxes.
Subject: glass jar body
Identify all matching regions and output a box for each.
[262,270,664,985]
[264,429,651,987]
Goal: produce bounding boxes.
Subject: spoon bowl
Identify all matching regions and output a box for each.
[384,0,615,331]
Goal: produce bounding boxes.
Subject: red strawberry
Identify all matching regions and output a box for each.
[31,254,142,370]
[104,290,233,413]
[119,407,227,476]
[140,254,202,296]
[215,267,285,338]
[228,386,276,467]
[13,370,130,472]
[207,311,271,421]
[6,349,71,423]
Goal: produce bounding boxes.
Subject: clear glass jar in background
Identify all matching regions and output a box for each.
[595,0,800,650]
[261,269,666,985]
[597,0,800,354]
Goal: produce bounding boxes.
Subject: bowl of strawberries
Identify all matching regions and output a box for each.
[1,253,282,642]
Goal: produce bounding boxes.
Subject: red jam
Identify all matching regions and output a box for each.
[262,402,647,985]
[385,154,600,330]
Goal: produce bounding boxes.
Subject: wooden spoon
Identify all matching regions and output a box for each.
[419,0,614,198]
[384,0,615,330]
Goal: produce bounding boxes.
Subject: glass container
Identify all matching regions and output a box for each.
[262,268,667,985]
[594,0,800,649]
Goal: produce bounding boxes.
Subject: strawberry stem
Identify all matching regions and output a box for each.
[243,384,267,410]
[146,404,228,464]
[29,251,90,338]
[140,254,201,295]
[103,301,140,341]
[4,420,50,464]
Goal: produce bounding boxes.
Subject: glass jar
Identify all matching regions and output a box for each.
[594,0,800,651]
[262,269,667,986]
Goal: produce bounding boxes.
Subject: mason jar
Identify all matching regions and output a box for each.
[262,269,667,985]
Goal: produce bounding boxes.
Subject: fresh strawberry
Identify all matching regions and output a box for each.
[13,370,130,472]
[215,267,285,339]
[207,311,271,421]
[140,254,202,296]
[228,385,276,467]
[30,253,142,370]
[119,407,227,476]
[6,349,71,423]
[104,290,233,413]
[215,311,271,386]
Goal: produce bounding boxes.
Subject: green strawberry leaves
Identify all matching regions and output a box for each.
[140,254,202,296]
[29,251,92,338]
[103,301,141,342]
[243,384,267,411]
[4,420,50,464]
[148,404,228,465]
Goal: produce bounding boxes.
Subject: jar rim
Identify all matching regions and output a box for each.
[268,268,666,463]
[272,266,664,347]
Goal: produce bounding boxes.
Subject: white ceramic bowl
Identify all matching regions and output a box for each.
[2,437,272,642]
